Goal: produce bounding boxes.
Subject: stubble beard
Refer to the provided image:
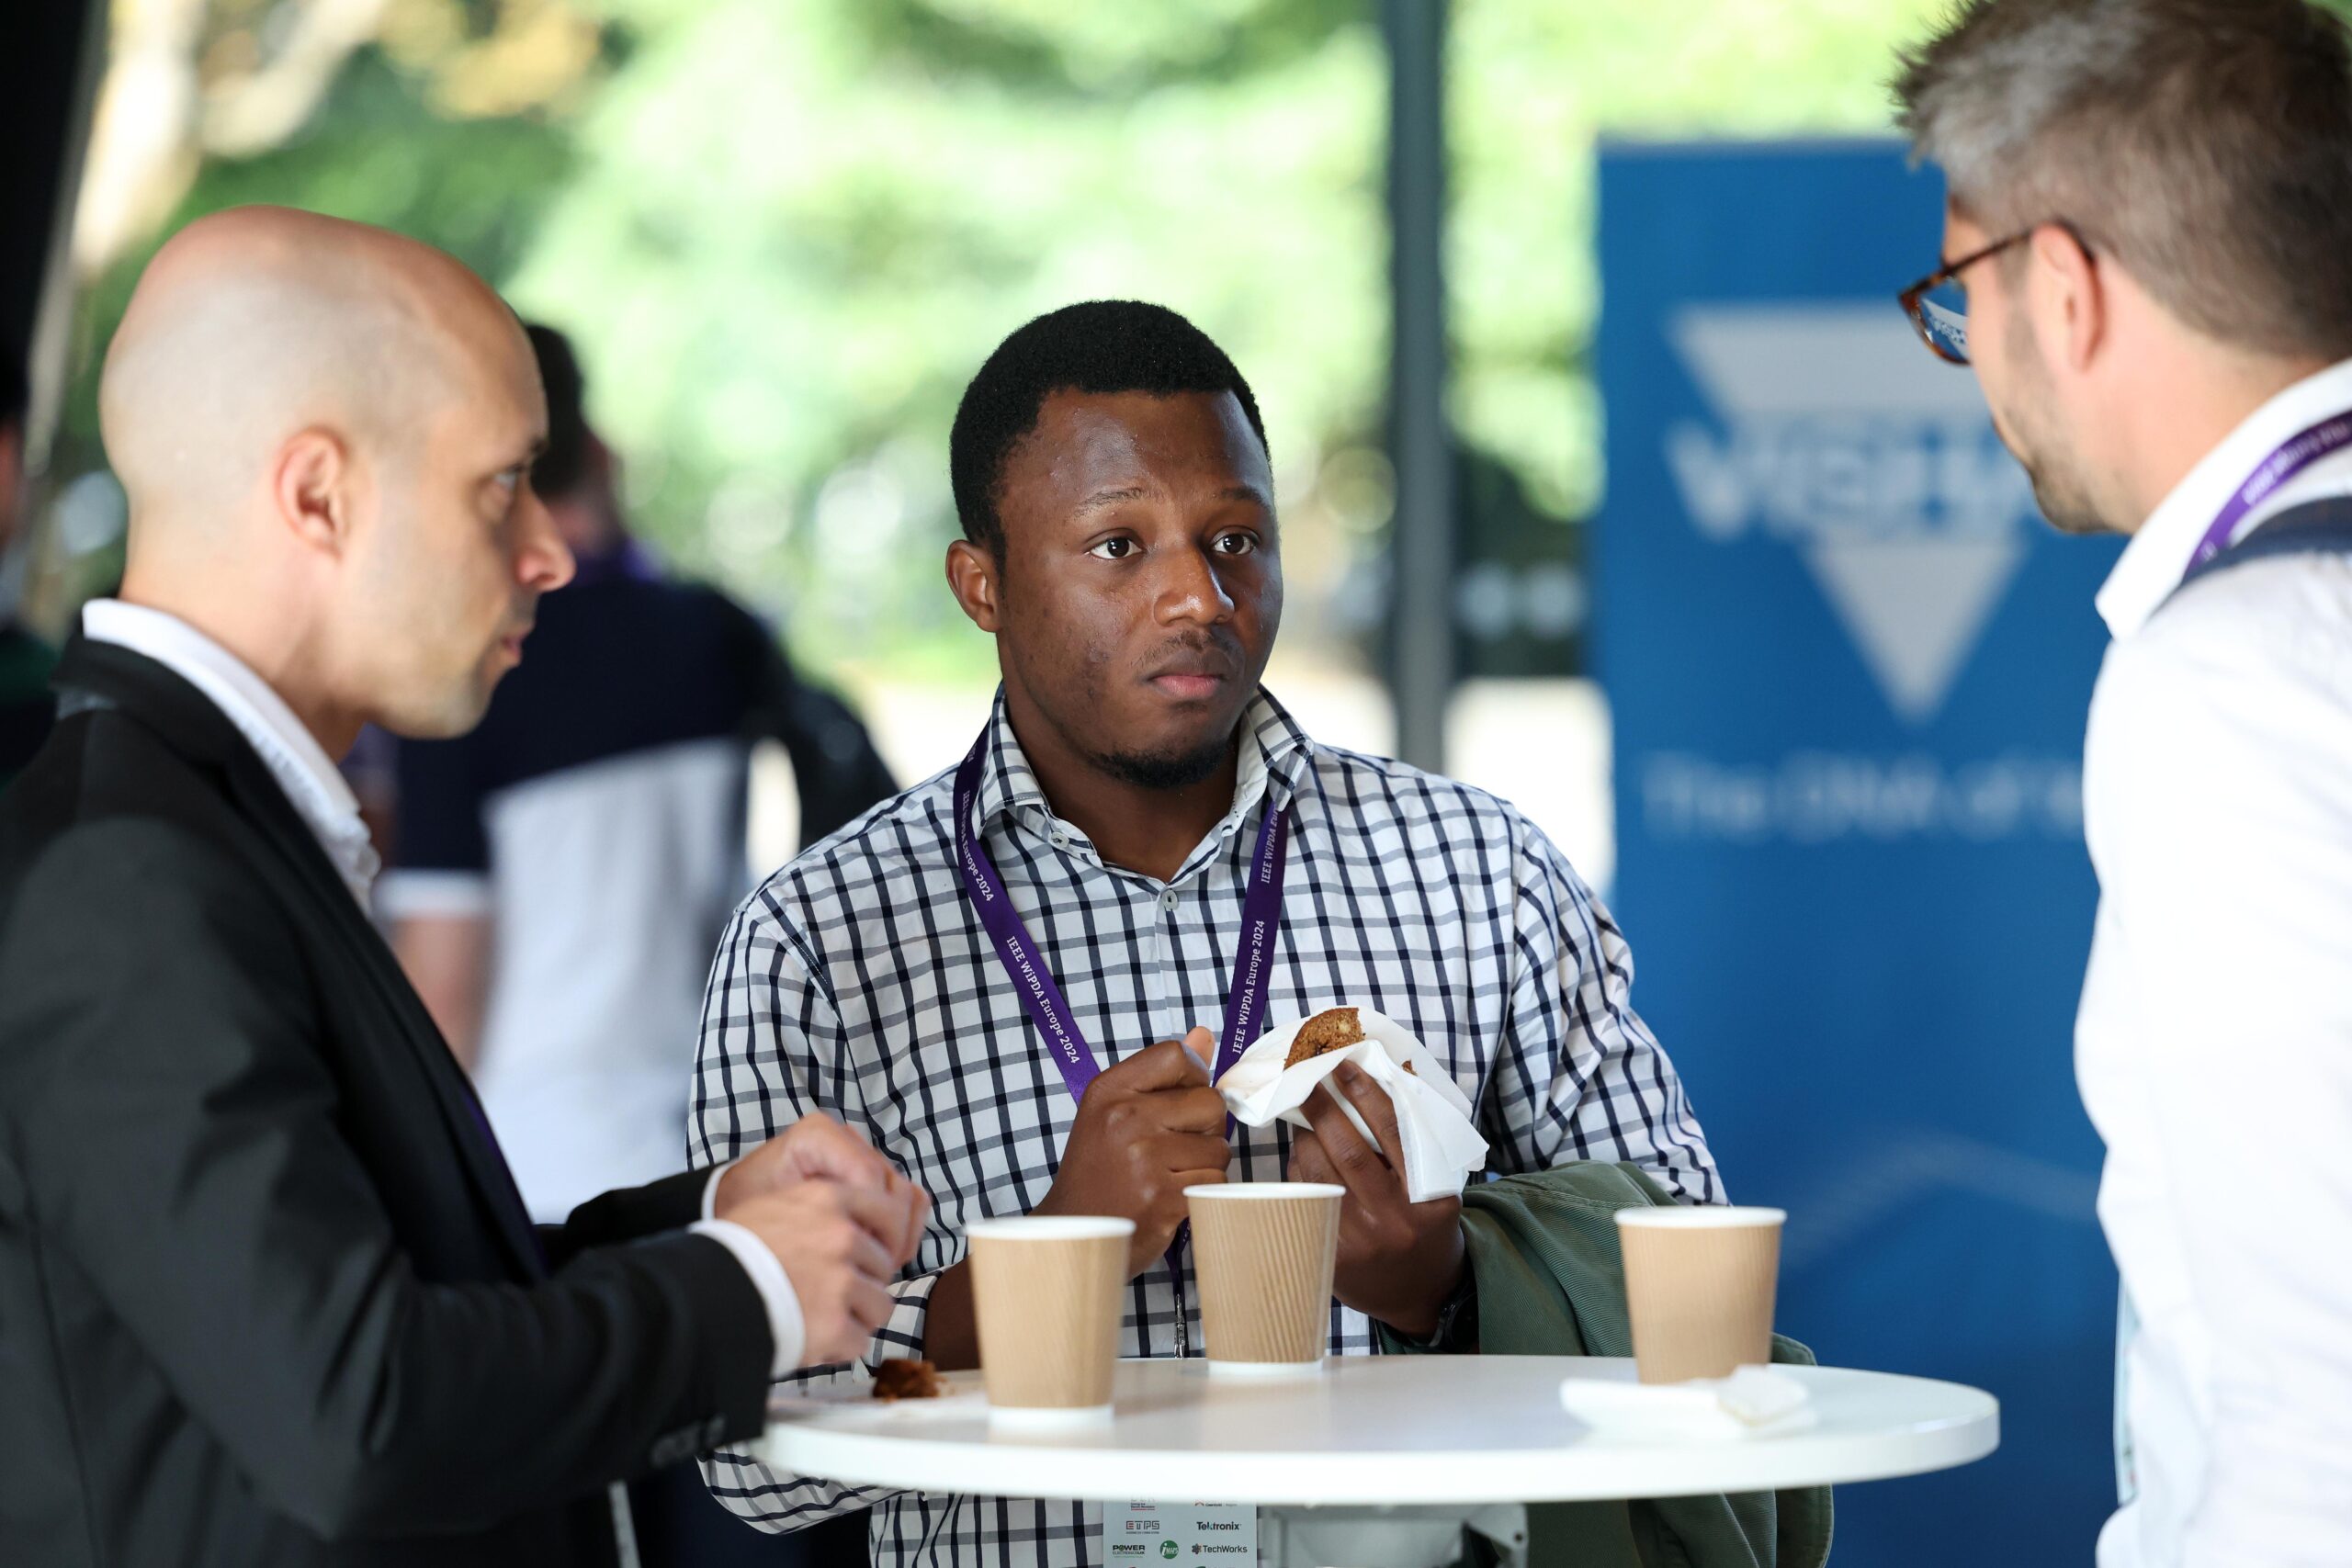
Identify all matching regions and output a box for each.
[1012,649,1245,794]
[2000,310,2120,537]
[1023,621,1249,794]
[1091,730,1238,791]
[2022,445,2112,536]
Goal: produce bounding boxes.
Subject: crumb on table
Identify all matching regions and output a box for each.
[872,1359,941,1401]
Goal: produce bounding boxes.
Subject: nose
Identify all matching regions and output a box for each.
[515,486,574,593]
[1153,542,1237,628]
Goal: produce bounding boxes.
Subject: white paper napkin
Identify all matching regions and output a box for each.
[1215,1007,1490,1201]
[1555,1365,1817,1441]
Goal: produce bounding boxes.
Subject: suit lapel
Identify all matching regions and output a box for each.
[222,748,549,1279]
[56,638,548,1280]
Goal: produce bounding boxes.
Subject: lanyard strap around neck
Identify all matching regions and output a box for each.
[952,726,1290,1102]
[2186,411,2352,579]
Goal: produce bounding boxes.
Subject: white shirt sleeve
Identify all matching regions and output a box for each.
[372,869,495,921]
[698,1159,739,1224]
[2085,608,2352,1568]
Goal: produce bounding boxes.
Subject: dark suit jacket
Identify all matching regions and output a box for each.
[0,638,775,1567]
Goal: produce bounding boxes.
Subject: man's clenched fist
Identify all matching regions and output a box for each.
[718,1111,929,1263]
[1036,1027,1230,1277]
[1287,1063,1464,1338]
[716,1112,931,1366]
[725,1182,921,1366]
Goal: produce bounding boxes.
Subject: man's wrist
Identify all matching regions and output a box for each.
[922,1258,979,1372]
[1380,1242,1472,1343]
[1386,1260,1476,1349]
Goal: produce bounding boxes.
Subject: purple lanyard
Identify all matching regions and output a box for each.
[952,727,1290,1110]
[2187,411,2352,576]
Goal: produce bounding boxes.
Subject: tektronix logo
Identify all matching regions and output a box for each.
[1665,304,2041,723]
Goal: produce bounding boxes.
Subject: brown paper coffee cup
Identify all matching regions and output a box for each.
[1185,1182,1343,1372]
[1615,1205,1784,1384]
[967,1215,1133,1424]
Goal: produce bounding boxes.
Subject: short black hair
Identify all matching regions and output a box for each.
[949,300,1268,558]
[525,322,592,499]
[0,339,27,434]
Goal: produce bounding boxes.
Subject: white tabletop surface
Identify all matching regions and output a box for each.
[758,1356,1998,1506]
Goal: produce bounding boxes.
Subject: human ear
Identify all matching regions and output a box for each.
[2033,224,2106,376]
[273,428,355,558]
[945,537,1003,635]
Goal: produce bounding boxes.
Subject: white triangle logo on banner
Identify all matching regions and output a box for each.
[1802,537,2025,722]
[1666,303,2043,725]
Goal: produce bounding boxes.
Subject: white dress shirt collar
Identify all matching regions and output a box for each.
[80,600,379,905]
[2098,355,2352,642]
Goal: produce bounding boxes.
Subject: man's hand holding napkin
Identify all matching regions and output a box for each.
[1216,1007,1491,1337]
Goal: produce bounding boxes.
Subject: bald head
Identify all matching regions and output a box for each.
[101,207,528,541]
[97,207,571,752]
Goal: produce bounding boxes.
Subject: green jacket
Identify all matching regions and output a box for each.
[1382,1164,1834,1568]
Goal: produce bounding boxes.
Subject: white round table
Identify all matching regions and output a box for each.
[759,1354,1996,1509]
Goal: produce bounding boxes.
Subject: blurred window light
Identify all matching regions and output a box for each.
[55,471,127,558]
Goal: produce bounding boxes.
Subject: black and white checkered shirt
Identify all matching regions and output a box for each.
[690,689,1720,1566]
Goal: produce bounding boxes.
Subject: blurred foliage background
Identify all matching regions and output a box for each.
[48,0,1961,687]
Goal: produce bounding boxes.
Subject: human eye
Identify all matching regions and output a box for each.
[1087,536,1138,561]
[1212,530,1259,556]
[475,468,522,528]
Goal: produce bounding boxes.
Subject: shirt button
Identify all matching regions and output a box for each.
[1049,830,1069,849]
[1161,890,1180,911]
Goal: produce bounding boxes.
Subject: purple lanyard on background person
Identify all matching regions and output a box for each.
[952,725,1291,1268]
[2187,410,2352,578]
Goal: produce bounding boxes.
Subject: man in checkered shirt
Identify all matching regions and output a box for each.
[690,300,1723,1566]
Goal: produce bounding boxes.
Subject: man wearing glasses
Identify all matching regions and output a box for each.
[1894,3,2352,1565]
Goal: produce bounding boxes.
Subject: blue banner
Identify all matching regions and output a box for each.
[1596,141,2120,1565]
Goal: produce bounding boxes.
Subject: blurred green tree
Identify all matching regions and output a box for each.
[52,0,2050,678]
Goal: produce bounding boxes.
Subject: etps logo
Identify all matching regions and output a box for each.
[1665,304,2041,723]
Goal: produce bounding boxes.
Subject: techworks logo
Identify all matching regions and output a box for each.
[1665,304,2041,724]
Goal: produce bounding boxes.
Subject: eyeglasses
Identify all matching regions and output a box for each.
[1897,221,2087,366]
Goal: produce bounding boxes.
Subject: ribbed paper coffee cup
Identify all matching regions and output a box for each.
[968,1215,1133,1424]
[1185,1183,1343,1373]
[1615,1205,1783,1384]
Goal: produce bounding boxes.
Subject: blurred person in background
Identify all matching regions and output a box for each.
[1896,2,2352,1564]
[689,299,1719,1567]
[0,341,55,786]
[385,321,896,1226]
[0,207,927,1568]
[381,323,898,1567]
